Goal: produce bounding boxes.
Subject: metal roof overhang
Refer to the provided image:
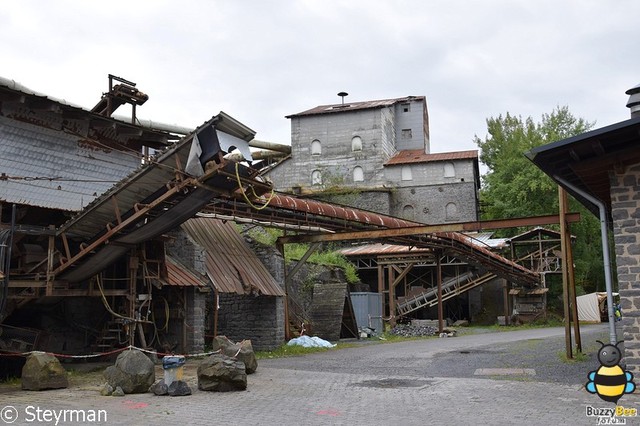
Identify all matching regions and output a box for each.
[525,116,640,215]
[55,112,267,282]
[0,79,177,150]
[182,218,285,296]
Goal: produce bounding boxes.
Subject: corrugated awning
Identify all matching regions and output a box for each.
[163,255,210,288]
[182,218,285,296]
[509,288,549,295]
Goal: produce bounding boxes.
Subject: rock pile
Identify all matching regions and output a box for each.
[389,323,438,337]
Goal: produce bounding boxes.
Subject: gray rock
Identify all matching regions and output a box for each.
[21,352,69,391]
[100,383,114,396]
[198,353,247,392]
[103,349,155,394]
[112,386,125,397]
[211,336,258,374]
[168,380,192,396]
[149,379,168,396]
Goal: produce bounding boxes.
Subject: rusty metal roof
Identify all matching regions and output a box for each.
[286,96,426,118]
[384,149,478,166]
[181,218,285,296]
[339,244,431,257]
[164,255,209,287]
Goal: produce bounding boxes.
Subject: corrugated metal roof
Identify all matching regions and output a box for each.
[339,243,431,257]
[384,149,478,166]
[165,255,209,287]
[509,287,549,295]
[461,232,508,249]
[507,227,565,242]
[0,116,139,211]
[182,218,285,296]
[286,96,425,118]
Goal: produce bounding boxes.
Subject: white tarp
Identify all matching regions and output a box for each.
[577,292,607,322]
[287,336,336,348]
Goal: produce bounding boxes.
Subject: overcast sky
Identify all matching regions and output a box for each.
[2,1,639,159]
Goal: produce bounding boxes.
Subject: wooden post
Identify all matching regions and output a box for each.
[437,250,444,333]
[128,253,139,348]
[503,279,510,326]
[559,187,573,359]
[377,261,385,326]
[388,266,396,326]
[560,188,582,353]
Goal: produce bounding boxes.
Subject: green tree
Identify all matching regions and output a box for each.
[474,106,605,293]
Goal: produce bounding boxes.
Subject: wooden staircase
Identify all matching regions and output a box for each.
[91,318,127,353]
[396,271,496,316]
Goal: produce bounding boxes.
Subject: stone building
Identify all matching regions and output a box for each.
[266,95,480,224]
[526,84,640,372]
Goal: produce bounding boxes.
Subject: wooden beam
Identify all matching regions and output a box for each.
[391,263,415,289]
[277,213,581,244]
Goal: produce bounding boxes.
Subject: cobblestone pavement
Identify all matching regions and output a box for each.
[0,325,638,426]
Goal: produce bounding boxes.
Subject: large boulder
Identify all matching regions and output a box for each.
[21,352,68,391]
[104,349,155,394]
[211,336,258,374]
[198,353,247,392]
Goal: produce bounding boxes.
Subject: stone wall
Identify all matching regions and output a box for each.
[166,229,207,275]
[216,294,285,351]
[312,190,392,216]
[610,164,640,372]
[391,183,479,223]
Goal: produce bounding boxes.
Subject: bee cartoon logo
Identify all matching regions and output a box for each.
[586,340,636,403]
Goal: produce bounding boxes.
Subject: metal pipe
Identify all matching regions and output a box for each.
[554,176,617,344]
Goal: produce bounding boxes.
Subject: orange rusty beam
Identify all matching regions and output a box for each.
[277,213,581,244]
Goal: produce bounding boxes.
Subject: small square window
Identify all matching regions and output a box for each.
[401,129,412,139]
[402,103,410,113]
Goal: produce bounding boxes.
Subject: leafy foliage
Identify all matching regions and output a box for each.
[286,243,360,284]
[241,226,360,284]
[475,106,605,293]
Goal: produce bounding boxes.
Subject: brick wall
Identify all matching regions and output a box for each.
[610,164,640,372]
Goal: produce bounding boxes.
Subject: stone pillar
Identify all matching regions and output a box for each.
[186,287,206,353]
[610,164,640,373]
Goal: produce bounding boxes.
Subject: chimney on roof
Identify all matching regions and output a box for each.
[626,83,640,118]
[337,91,348,105]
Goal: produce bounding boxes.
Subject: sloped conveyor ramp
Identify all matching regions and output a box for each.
[54,112,269,282]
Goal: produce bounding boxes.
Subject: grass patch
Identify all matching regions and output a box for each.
[558,350,589,363]
[256,340,363,359]
[255,343,335,359]
[0,376,20,386]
